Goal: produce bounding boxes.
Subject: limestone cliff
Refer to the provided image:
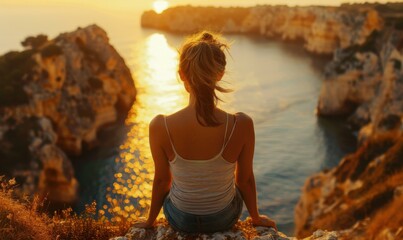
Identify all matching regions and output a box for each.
[296,28,403,239]
[141,5,382,54]
[317,29,403,142]
[0,25,136,204]
[295,131,403,239]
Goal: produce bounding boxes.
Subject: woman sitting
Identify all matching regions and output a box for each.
[135,31,277,233]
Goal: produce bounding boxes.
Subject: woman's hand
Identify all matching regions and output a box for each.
[251,215,277,230]
[133,217,154,229]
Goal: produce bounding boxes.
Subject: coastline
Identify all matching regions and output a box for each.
[0,2,402,239]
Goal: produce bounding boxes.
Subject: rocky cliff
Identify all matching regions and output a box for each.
[317,29,403,138]
[296,24,403,240]
[141,5,382,54]
[110,219,339,240]
[295,131,403,239]
[0,25,136,205]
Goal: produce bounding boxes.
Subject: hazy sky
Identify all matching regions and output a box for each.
[1,0,394,10]
[0,0,395,53]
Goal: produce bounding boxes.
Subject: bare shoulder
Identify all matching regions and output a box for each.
[235,112,253,121]
[235,112,254,128]
[149,114,165,131]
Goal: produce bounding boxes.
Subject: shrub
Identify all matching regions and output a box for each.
[0,50,35,107]
[21,35,48,50]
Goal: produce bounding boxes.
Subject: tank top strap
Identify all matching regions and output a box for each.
[220,113,230,153]
[164,116,178,155]
[223,114,237,151]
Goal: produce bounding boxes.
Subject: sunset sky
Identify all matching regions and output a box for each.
[1,0,393,10]
[0,0,394,53]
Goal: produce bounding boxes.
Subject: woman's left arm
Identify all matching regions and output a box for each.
[135,115,172,228]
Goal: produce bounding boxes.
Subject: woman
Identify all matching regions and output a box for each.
[135,31,277,233]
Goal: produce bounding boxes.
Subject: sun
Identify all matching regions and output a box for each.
[153,0,169,14]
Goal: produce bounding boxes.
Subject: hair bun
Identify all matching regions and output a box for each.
[200,32,214,41]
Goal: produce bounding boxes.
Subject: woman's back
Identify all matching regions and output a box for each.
[164,109,238,214]
[164,108,236,162]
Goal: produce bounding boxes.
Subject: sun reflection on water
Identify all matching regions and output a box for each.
[105,33,187,222]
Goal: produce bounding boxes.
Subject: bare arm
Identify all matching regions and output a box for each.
[235,114,277,229]
[135,115,171,227]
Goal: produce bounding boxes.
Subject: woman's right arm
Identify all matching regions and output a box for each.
[235,114,277,230]
[134,115,172,228]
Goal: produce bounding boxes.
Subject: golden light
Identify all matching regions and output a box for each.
[105,33,187,222]
[153,0,169,14]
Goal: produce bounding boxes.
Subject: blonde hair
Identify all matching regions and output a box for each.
[179,31,231,126]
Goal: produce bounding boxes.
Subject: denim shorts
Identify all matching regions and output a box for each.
[163,189,243,233]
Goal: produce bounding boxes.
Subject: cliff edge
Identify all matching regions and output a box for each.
[296,26,403,240]
[110,219,339,240]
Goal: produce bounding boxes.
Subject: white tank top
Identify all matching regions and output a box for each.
[164,114,237,215]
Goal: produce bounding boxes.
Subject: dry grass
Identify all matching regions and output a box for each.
[0,185,52,240]
[51,202,132,240]
[0,176,132,240]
